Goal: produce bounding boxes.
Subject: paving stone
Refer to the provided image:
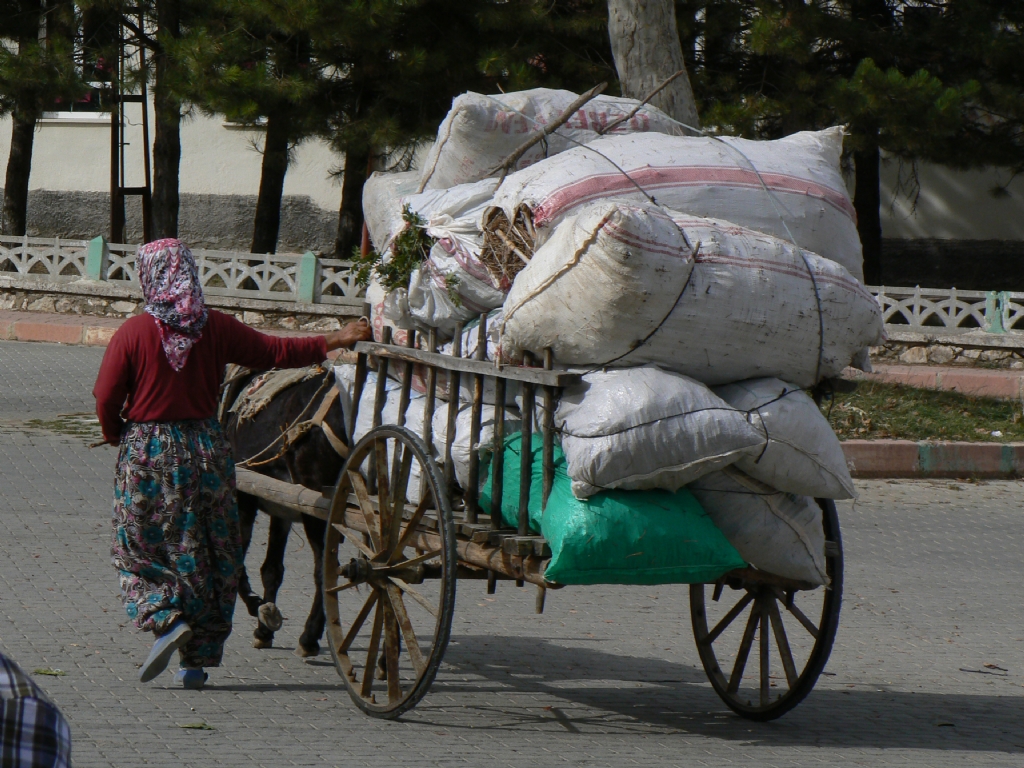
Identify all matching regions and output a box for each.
[0,342,1022,767]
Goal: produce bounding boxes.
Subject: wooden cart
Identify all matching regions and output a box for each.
[235,319,844,721]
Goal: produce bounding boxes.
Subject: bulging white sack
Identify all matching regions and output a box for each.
[366,175,498,252]
[366,177,510,331]
[334,365,429,498]
[714,378,856,500]
[500,201,884,388]
[490,128,864,281]
[689,467,828,586]
[362,170,422,252]
[555,367,764,499]
[501,199,695,360]
[431,402,521,491]
[419,88,684,191]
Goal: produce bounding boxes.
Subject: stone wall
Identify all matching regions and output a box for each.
[871,341,1024,369]
[2,189,338,253]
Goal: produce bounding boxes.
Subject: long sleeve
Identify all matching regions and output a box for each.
[216,312,327,370]
[93,332,132,444]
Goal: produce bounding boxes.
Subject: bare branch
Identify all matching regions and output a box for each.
[490,82,608,184]
[597,69,688,135]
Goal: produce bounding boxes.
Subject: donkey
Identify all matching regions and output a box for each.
[221,366,349,657]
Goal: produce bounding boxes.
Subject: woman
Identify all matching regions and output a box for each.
[93,238,370,689]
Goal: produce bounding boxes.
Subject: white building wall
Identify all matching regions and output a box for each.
[4,110,1024,251]
[0,106,343,209]
[879,156,1024,240]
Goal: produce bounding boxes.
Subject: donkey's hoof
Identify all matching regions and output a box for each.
[294,644,320,658]
[258,602,284,632]
[253,636,274,649]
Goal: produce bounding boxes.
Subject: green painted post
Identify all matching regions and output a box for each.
[984,290,1005,334]
[296,251,321,304]
[85,235,109,281]
[917,442,932,476]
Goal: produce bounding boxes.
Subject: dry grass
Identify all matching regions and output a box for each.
[480,208,536,288]
[822,381,1024,442]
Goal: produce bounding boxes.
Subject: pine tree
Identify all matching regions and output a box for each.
[674,1,1022,284]
[173,0,336,253]
[311,0,614,257]
[0,0,83,235]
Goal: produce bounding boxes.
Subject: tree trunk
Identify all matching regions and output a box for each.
[606,0,700,129]
[2,115,37,236]
[2,8,46,238]
[250,113,291,254]
[854,138,882,285]
[334,146,370,258]
[152,0,181,239]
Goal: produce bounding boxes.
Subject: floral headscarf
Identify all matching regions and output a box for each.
[136,238,208,372]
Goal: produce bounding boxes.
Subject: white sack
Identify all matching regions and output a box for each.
[500,201,884,388]
[368,279,413,346]
[431,402,521,491]
[555,367,765,499]
[714,378,856,500]
[689,467,828,586]
[333,366,426,443]
[369,178,509,331]
[362,170,422,251]
[334,365,429,498]
[490,128,864,281]
[371,176,498,252]
[419,88,683,190]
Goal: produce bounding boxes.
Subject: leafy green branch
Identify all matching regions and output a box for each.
[352,205,435,293]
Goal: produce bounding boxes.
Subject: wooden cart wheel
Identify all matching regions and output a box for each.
[690,498,843,721]
[322,425,457,719]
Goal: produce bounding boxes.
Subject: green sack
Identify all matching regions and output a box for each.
[479,433,746,585]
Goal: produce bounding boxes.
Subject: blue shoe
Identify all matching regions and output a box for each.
[139,619,193,683]
[173,668,208,690]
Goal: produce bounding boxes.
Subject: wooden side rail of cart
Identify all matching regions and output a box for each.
[235,315,844,722]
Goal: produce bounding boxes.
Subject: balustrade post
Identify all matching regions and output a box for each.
[85,236,110,281]
[296,251,321,304]
[985,291,1006,334]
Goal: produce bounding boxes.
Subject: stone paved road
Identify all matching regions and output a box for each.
[1,339,1023,767]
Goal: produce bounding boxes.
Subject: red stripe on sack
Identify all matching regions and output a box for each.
[531,166,855,227]
[602,222,690,259]
[696,252,873,300]
[438,237,506,291]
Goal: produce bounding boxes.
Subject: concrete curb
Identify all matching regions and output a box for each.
[0,311,123,346]
[842,440,1024,479]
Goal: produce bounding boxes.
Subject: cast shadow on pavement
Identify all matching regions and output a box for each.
[412,634,1024,753]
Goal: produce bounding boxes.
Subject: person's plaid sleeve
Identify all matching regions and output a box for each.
[0,653,72,768]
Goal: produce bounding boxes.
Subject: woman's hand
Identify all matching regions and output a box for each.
[324,319,372,351]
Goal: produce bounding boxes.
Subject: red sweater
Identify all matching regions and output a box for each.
[93,310,327,443]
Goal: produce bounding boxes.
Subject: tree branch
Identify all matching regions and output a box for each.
[490,81,607,184]
[120,16,161,54]
[597,69,688,135]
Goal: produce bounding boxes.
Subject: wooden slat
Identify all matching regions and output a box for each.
[354,341,581,387]
[501,536,551,558]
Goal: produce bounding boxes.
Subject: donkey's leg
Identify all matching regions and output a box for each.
[236,493,264,619]
[252,513,292,649]
[296,515,328,658]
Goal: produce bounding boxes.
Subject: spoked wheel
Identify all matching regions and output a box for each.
[322,425,457,719]
[690,498,843,721]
